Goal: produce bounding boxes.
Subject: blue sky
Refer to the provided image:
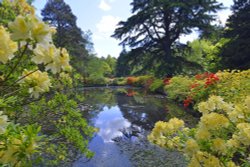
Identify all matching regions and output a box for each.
[33,0,233,58]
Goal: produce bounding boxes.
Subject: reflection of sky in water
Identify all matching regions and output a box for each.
[95,106,131,142]
[73,105,132,167]
[73,89,177,167]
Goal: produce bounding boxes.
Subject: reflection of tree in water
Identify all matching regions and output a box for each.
[83,88,116,107]
[116,93,168,130]
[80,88,117,122]
[164,101,198,128]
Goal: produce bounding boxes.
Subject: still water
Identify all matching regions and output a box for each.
[73,87,195,167]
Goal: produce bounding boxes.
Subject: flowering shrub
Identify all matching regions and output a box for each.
[126,76,139,85]
[164,70,250,109]
[163,77,171,85]
[0,0,94,165]
[149,96,250,166]
[136,75,154,87]
[0,26,17,63]
[212,70,250,103]
[164,76,193,102]
[183,72,220,108]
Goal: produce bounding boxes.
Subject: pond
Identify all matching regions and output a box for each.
[73,87,196,167]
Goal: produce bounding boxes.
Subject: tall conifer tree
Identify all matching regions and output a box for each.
[112,0,223,75]
[42,0,89,73]
[220,0,250,69]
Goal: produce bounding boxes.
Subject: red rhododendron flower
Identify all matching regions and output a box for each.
[163,78,171,85]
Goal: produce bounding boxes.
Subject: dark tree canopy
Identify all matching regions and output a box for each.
[112,0,223,75]
[41,0,89,73]
[115,50,132,77]
[220,0,250,69]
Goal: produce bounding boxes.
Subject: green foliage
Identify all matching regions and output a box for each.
[115,50,132,77]
[135,75,154,87]
[0,1,94,166]
[164,76,193,102]
[149,79,164,92]
[25,93,95,164]
[0,0,16,26]
[85,57,115,85]
[185,39,221,72]
[163,69,250,110]
[112,77,126,86]
[220,0,250,70]
[104,55,117,77]
[0,124,42,166]
[113,0,223,76]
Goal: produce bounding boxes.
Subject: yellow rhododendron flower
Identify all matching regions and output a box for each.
[33,44,58,64]
[195,127,211,140]
[203,153,222,167]
[212,138,227,154]
[148,121,167,140]
[8,15,32,40]
[198,101,210,114]
[226,138,240,149]
[12,0,35,15]
[235,123,250,146]
[227,161,239,167]
[188,151,223,167]
[228,105,245,123]
[45,48,71,74]
[184,139,199,156]
[0,111,9,134]
[198,95,233,114]
[0,26,17,64]
[30,16,52,43]
[21,70,51,98]
[33,44,71,74]
[200,113,229,130]
[168,117,185,129]
[9,15,52,43]
[245,96,250,112]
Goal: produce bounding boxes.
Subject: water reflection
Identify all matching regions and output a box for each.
[95,106,131,143]
[74,87,190,167]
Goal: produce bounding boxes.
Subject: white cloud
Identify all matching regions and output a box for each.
[96,15,121,34]
[179,31,200,44]
[99,0,111,11]
[217,10,232,25]
[93,34,105,40]
[94,15,122,58]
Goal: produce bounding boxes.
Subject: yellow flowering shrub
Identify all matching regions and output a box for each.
[9,0,35,15]
[0,124,41,166]
[45,48,71,74]
[213,70,250,103]
[0,1,92,166]
[164,70,250,109]
[0,26,17,64]
[8,14,52,43]
[20,70,51,98]
[33,44,71,74]
[149,96,250,166]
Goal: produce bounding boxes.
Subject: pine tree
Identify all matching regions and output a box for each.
[220,0,250,69]
[41,0,89,73]
[112,0,223,75]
